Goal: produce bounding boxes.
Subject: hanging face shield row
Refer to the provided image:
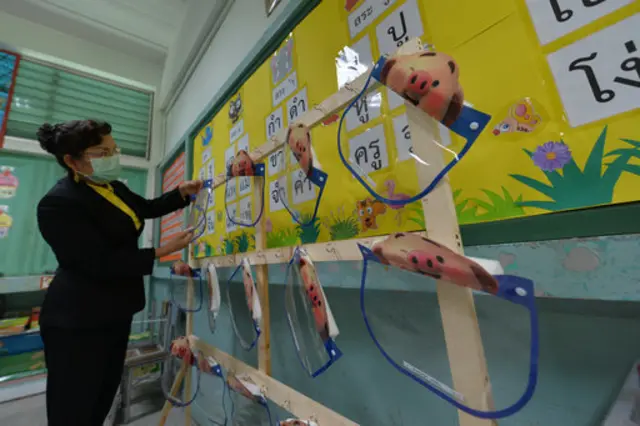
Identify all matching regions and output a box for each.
[357,232,539,419]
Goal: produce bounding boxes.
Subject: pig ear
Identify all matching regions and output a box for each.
[470,264,499,294]
[379,59,396,84]
[514,103,527,117]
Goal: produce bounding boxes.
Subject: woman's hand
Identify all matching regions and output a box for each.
[155,229,194,259]
[178,180,204,199]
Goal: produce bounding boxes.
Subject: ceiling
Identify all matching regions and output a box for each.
[0,0,189,64]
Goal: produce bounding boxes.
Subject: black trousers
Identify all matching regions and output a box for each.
[41,321,131,426]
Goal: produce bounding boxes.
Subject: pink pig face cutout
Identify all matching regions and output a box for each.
[242,268,254,313]
[379,51,464,127]
[287,124,314,176]
[371,233,498,294]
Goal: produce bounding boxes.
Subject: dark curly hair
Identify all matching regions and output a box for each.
[37,120,112,174]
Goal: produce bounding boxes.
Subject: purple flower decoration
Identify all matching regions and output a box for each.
[532,141,572,172]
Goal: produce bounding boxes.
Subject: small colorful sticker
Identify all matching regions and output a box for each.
[39,276,53,290]
[491,98,546,138]
[0,167,18,199]
[0,205,12,238]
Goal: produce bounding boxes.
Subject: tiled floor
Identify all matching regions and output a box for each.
[0,393,186,426]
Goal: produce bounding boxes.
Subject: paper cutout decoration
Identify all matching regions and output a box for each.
[226,258,262,350]
[281,420,318,426]
[285,247,342,377]
[358,232,539,419]
[0,205,12,238]
[0,167,18,199]
[187,179,213,241]
[169,262,203,313]
[492,98,546,137]
[275,124,328,226]
[206,263,222,333]
[225,150,266,227]
[337,47,491,207]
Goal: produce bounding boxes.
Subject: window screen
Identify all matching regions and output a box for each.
[6,59,153,158]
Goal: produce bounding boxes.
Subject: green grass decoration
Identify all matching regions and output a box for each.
[223,237,236,255]
[298,213,321,244]
[407,203,425,228]
[510,126,640,211]
[266,227,300,248]
[453,189,479,224]
[468,187,525,221]
[234,231,253,253]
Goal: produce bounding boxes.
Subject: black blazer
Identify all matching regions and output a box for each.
[37,176,190,328]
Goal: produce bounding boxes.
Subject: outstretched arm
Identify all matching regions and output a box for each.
[114,181,192,219]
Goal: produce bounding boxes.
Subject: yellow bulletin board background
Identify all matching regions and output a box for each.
[190,0,640,258]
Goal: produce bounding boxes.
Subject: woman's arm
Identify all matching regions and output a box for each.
[113,181,191,219]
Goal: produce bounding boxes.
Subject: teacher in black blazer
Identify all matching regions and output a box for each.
[36,119,201,426]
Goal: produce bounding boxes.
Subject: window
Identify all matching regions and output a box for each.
[266,0,283,16]
[6,58,153,158]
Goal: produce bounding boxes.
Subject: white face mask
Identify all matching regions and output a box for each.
[81,154,122,184]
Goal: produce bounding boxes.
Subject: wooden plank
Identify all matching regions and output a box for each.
[254,179,272,375]
[157,363,187,426]
[189,339,359,426]
[184,275,195,425]
[399,39,496,425]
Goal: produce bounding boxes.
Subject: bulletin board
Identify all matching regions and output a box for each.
[190,0,640,258]
[0,50,20,148]
[159,150,187,263]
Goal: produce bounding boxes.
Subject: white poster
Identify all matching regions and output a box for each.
[239,196,252,224]
[525,0,633,45]
[201,146,212,165]
[237,134,249,154]
[376,0,424,56]
[346,91,382,131]
[290,169,316,205]
[224,145,236,175]
[392,113,413,162]
[547,14,640,127]
[273,71,298,107]
[385,87,406,112]
[230,119,244,144]
[336,34,374,89]
[225,203,237,233]
[269,179,285,212]
[268,149,285,176]
[348,0,397,39]
[349,124,390,175]
[206,211,216,235]
[266,107,284,140]
[286,86,309,123]
[225,178,236,203]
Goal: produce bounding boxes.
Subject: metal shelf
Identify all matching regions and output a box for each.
[0,370,47,403]
[0,276,51,295]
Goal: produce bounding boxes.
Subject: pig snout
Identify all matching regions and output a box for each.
[407,70,433,95]
[407,250,443,273]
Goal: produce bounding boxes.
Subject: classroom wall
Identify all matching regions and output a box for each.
[155,269,640,426]
[164,0,293,153]
[0,10,162,88]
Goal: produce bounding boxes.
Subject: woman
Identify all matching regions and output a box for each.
[36,119,201,425]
